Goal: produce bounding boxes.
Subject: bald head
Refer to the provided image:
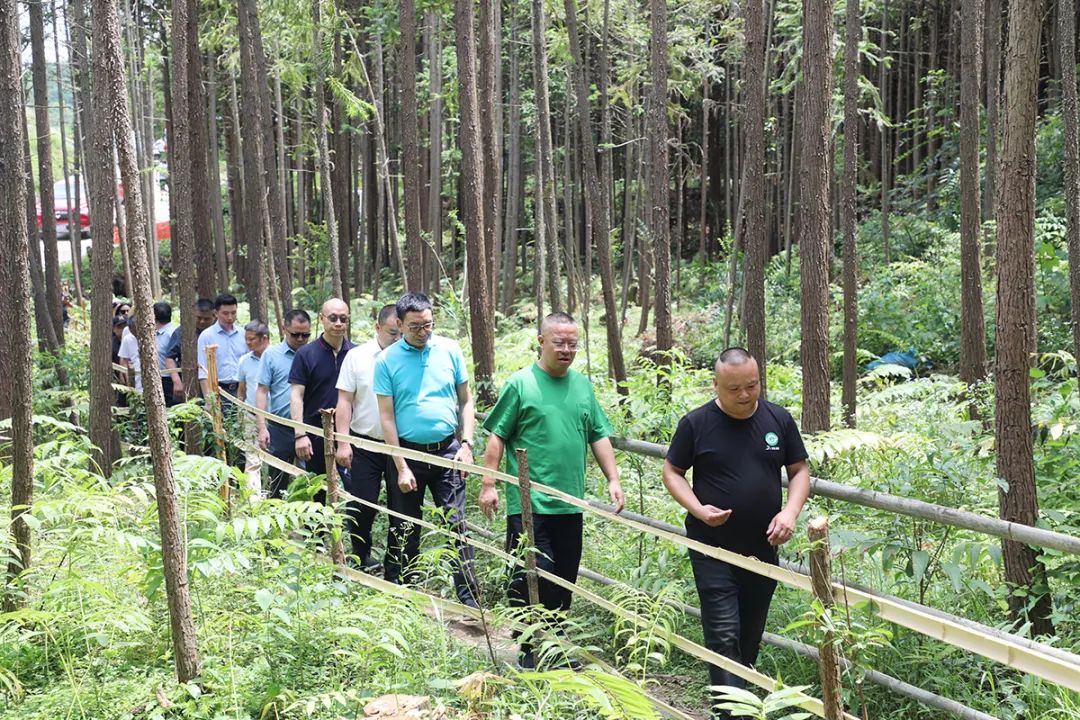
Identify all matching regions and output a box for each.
[540,311,576,336]
[714,346,755,372]
[319,297,350,347]
[321,297,348,316]
[712,347,760,419]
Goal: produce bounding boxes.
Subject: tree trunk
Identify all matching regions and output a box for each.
[479,0,502,308]
[742,0,767,389]
[208,64,228,289]
[170,0,202,404]
[312,0,342,298]
[1059,0,1080,364]
[841,0,860,428]
[879,0,891,264]
[994,0,1055,637]
[400,0,424,290]
[93,0,202,677]
[1,0,34,609]
[530,0,560,313]
[699,75,710,279]
[563,0,626,391]
[959,0,987,386]
[502,18,523,315]
[456,0,496,404]
[52,0,79,306]
[798,0,833,433]
[187,9,215,300]
[62,0,86,304]
[648,0,671,367]
[984,0,1002,231]
[426,10,442,291]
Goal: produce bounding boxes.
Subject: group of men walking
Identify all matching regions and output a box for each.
[125,287,811,717]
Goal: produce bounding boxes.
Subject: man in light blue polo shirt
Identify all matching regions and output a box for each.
[256,308,312,498]
[152,301,177,404]
[237,321,270,496]
[197,293,247,398]
[375,291,479,607]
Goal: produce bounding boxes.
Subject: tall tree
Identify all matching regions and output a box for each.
[798,0,833,432]
[994,0,1055,637]
[456,0,496,403]
[26,0,65,345]
[959,0,987,386]
[648,0,671,367]
[878,0,891,264]
[479,0,501,307]
[92,0,202,677]
[312,0,342,298]
[840,0,860,427]
[563,0,627,391]
[984,0,1002,227]
[530,0,560,313]
[187,8,215,299]
[1,0,33,610]
[400,0,424,290]
[742,0,767,388]
[1060,0,1080,363]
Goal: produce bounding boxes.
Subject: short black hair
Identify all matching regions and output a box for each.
[153,301,172,324]
[213,293,238,310]
[284,308,311,326]
[717,347,755,366]
[195,298,215,312]
[377,303,398,325]
[395,292,432,320]
[541,312,576,333]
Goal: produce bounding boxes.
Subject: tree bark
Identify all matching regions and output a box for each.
[798,0,833,433]
[502,17,523,315]
[984,0,1002,231]
[27,0,65,346]
[400,0,424,290]
[563,0,626,391]
[1059,0,1080,365]
[841,0,860,428]
[648,0,671,367]
[879,0,891,264]
[456,0,496,403]
[530,0,560,313]
[426,10,442,291]
[93,0,202,677]
[479,0,501,309]
[187,8,215,299]
[1,0,34,609]
[994,0,1055,637]
[312,0,342,298]
[742,0,767,389]
[959,0,987,386]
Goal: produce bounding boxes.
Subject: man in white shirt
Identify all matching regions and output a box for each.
[118,316,142,391]
[334,304,401,570]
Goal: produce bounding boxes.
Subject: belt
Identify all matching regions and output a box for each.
[219,381,239,391]
[399,435,456,453]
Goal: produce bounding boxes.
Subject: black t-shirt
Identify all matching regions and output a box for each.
[289,336,355,428]
[666,400,809,560]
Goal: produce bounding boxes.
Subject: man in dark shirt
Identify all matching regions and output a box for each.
[662,347,811,718]
[290,298,355,479]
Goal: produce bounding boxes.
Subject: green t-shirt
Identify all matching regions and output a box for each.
[483,363,614,515]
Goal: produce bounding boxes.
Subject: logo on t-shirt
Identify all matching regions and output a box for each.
[764,431,780,450]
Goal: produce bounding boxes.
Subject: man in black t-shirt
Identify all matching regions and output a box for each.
[663,347,811,718]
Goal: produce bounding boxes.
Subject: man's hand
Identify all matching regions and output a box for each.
[478,481,499,520]
[295,435,313,461]
[453,442,474,469]
[766,508,797,546]
[607,480,625,513]
[695,504,732,527]
[397,464,417,493]
[335,443,353,469]
[258,426,270,450]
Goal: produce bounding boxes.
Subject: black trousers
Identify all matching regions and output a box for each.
[266,421,298,499]
[506,512,583,614]
[690,550,777,719]
[385,439,478,605]
[342,435,398,563]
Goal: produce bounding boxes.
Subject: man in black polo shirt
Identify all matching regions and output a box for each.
[290,298,355,480]
[662,347,810,718]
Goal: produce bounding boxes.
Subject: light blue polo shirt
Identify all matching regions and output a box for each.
[197,321,247,382]
[154,323,175,370]
[238,351,263,405]
[374,335,468,444]
[258,341,297,417]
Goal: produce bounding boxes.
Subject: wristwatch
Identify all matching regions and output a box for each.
[460,438,473,447]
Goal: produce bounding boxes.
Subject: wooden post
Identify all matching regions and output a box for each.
[514,448,540,606]
[808,516,845,720]
[320,408,346,566]
[205,344,230,508]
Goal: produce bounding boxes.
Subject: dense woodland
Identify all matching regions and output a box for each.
[2,0,1080,714]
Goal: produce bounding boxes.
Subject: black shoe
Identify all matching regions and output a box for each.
[461,597,480,610]
[517,647,536,670]
[360,557,382,574]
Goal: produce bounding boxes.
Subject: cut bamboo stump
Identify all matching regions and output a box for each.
[514,448,540,606]
[809,516,845,720]
[320,408,346,566]
[205,344,230,510]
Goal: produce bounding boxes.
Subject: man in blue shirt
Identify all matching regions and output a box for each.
[375,292,479,607]
[197,293,247,398]
[152,302,177,404]
[163,298,215,401]
[238,321,270,496]
[290,298,355,480]
[257,309,311,498]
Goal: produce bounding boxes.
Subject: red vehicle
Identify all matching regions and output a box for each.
[38,176,91,240]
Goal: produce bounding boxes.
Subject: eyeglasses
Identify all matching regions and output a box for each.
[325,314,349,324]
[406,321,434,332]
[551,341,579,350]
[289,331,312,339]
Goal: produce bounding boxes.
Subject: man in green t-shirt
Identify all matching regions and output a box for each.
[480,312,625,668]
